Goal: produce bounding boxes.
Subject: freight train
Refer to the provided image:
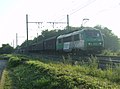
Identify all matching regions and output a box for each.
[19,27,104,54]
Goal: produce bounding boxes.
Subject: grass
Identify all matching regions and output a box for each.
[0,54,120,89]
[0,70,12,89]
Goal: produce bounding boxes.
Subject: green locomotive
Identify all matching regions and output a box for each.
[56,27,104,54]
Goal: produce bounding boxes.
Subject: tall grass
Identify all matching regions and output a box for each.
[1,54,120,89]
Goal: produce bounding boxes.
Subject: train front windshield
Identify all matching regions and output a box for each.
[84,30,101,38]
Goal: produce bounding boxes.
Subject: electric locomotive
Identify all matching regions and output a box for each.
[56,27,104,54]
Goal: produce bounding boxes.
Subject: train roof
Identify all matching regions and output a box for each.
[82,27,99,31]
[57,27,99,39]
[57,33,73,39]
[44,36,57,41]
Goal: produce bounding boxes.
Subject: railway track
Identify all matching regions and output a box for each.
[96,55,120,69]
[28,53,120,69]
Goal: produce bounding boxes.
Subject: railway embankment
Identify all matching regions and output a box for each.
[0,54,120,89]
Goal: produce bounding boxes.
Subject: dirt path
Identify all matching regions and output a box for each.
[0,60,7,79]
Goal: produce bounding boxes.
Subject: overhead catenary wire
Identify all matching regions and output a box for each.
[27,0,97,29]
[69,0,97,15]
[54,0,97,22]
[55,0,120,28]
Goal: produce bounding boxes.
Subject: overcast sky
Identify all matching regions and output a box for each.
[0,0,120,47]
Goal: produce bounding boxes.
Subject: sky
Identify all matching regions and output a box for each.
[0,0,120,47]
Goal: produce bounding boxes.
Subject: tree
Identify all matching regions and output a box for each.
[94,25,120,51]
[0,44,14,54]
[20,40,33,47]
[41,29,57,39]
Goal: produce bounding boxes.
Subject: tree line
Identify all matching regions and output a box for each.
[94,25,120,51]
[0,44,14,54]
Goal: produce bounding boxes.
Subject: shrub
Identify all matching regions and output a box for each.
[7,54,29,68]
[2,54,120,89]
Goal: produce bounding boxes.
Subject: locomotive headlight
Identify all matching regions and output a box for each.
[88,43,92,45]
[99,42,102,45]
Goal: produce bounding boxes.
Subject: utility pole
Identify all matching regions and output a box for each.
[13,40,14,48]
[67,14,69,30]
[16,33,18,47]
[26,14,29,52]
[26,14,43,52]
[37,33,38,43]
[81,18,89,27]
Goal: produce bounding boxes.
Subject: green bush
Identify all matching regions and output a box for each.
[8,56,22,67]
[7,60,119,89]
[1,54,120,89]
[7,54,29,68]
[8,56,28,68]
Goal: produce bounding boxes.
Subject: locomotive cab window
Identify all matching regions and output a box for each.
[84,30,101,38]
[63,36,72,42]
[74,34,79,41]
[58,39,62,43]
